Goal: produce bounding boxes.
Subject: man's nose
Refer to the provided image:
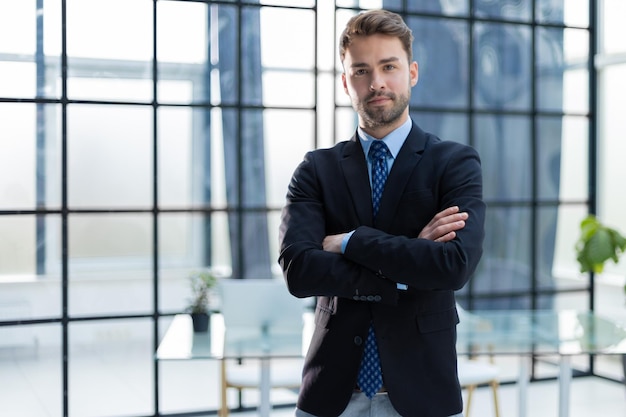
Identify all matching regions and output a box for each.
[369,72,386,91]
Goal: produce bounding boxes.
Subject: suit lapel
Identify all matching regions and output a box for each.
[340,133,374,225]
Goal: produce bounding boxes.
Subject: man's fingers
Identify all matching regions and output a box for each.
[432,206,459,221]
[419,207,468,241]
[435,231,456,243]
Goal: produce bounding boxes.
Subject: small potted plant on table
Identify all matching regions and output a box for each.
[187,270,218,332]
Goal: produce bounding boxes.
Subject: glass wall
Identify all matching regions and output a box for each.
[0,0,602,416]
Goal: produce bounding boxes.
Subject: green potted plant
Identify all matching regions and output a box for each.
[576,214,626,278]
[575,214,626,382]
[187,270,218,332]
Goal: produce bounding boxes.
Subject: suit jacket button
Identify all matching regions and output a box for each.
[359,296,367,301]
[366,295,374,301]
[353,295,360,300]
[354,336,363,346]
[374,295,382,302]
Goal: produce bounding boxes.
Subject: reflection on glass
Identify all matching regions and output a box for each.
[411,111,468,145]
[536,26,565,112]
[473,0,531,21]
[408,17,468,109]
[536,0,589,27]
[473,23,532,111]
[407,0,469,16]
[474,115,532,201]
[537,116,588,202]
[537,27,588,114]
[460,207,536,309]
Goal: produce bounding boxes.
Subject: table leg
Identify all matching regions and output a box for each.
[260,357,271,417]
[558,355,572,417]
[518,356,530,417]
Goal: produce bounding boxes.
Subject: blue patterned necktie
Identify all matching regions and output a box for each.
[368,140,390,218]
[357,140,388,398]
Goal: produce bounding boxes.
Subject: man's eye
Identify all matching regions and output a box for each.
[384,65,396,71]
[355,69,367,75]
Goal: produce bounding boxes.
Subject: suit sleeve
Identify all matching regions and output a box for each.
[343,144,485,291]
[278,151,399,305]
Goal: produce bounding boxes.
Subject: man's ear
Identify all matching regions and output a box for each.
[410,61,419,87]
[341,72,349,95]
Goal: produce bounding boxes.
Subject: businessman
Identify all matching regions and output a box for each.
[278,9,485,417]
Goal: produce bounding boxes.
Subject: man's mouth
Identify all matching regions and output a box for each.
[368,94,392,105]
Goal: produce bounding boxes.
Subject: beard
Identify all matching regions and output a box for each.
[353,89,410,131]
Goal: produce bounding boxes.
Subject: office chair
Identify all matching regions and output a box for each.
[217,278,308,417]
[456,303,501,417]
[458,358,501,417]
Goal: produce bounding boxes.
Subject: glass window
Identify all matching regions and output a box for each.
[537,27,589,114]
[0,0,62,99]
[474,0,532,22]
[473,23,532,111]
[537,0,589,27]
[536,115,588,202]
[474,115,532,201]
[67,104,153,209]
[66,0,153,102]
[408,17,469,110]
[0,324,62,416]
[0,1,602,415]
[69,319,154,417]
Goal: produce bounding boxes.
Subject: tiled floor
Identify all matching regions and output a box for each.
[2,340,626,417]
[238,376,626,417]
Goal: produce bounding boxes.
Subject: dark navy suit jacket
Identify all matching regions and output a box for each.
[278,122,486,417]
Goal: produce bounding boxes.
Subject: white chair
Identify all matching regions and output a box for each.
[456,303,501,417]
[458,358,501,417]
[217,278,308,417]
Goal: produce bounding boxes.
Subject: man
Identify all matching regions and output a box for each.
[278,9,485,417]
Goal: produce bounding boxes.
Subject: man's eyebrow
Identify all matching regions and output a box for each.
[350,57,401,68]
[379,57,401,64]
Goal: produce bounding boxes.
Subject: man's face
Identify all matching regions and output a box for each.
[342,34,418,137]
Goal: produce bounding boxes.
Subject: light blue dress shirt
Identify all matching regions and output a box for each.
[341,117,412,290]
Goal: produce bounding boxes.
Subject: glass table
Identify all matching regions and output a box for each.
[456,309,626,417]
[157,313,311,417]
[157,310,626,417]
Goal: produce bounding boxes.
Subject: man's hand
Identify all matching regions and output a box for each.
[322,233,345,254]
[418,206,468,242]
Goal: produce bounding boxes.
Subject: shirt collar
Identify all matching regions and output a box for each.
[358,116,413,159]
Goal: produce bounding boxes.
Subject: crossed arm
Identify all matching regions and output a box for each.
[322,205,468,254]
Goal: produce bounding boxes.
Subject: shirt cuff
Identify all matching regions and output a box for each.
[341,230,355,253]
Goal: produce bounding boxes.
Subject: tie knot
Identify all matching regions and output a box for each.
[368,140,389,161]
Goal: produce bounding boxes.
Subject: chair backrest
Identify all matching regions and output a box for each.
[218,278,307,335]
